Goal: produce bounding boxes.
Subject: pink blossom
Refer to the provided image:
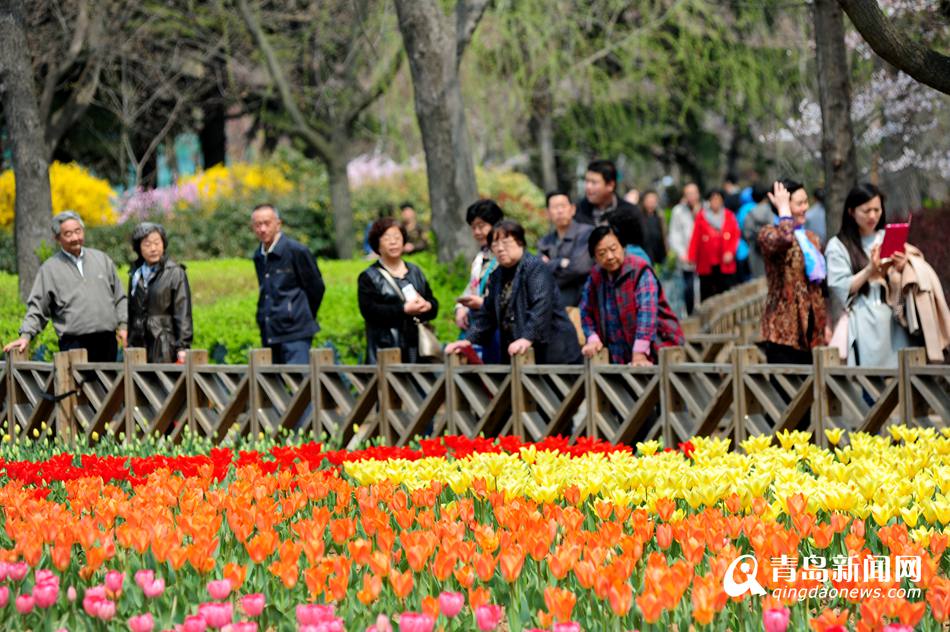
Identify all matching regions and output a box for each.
[882,626,914,632]
[0,562,8,581]
[299,624,344,632]
[198,602,233,629]
[438,591,464,618]
[135,570,156,589]
[35,569,57,585]
[129,613,156,632]
[239,594,265,617]
[8,562,29,582]
[296,604,336,625]
[474,604,503,631]
[105,570,125,595]
[15,593,34,614]
[83,586,108,617]
[32,581,59,608]
[763,607,791,632]
[226,623,258,632]
[97,599,117,621]
[398,612,435,632]
[67,586,77,602]
[0,586,9,608]
[207,579,232,601]
[366,613,393,632]
[180,615,208,632]
[143,578,166,599]
[552,623,581,632]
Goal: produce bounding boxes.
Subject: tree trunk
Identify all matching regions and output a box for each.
[0,1,53,301]
[199,100,227,169]
[531,87,558,193]
[814,0,857,240]
[394,0,478,263]
[326,145,354,260]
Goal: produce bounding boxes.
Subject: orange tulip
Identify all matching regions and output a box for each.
[926,576,950,622]
[573,559,596,590]
[421,595,440,619]
[357,573,383,605]
[223,563,247,591]
[543,586,576,622]
[809,607,849,632]
[655,497,676,522]
[811,522,835,549]
[468,586,490,611]
[474,552,497,582]
[636,590,664,624]
[499,545,525,583]
[454,564,475,588]
[389,569,413,599]
[329,518,356,545]
[656,523,673,550]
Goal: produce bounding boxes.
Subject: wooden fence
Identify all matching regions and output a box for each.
[3,341,946,449]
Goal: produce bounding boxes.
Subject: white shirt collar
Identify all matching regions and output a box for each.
[261,232,282,256]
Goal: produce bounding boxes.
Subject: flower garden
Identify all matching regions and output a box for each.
[0,427,948,631]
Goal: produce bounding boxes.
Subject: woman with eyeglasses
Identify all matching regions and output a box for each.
[445,220,582,364]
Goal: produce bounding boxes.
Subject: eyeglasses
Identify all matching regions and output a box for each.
[491,236,520,251]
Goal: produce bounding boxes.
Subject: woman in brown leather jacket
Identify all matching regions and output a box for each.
[127,223,193,363]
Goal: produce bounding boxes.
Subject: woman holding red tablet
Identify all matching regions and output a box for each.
[825,183,911,367]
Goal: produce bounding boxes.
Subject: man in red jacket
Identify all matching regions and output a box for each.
[687,189,740,302]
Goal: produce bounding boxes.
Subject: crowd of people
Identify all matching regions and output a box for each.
[4,159,948,370]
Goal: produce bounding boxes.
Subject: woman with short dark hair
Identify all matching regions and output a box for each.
[579,226,683,365]
[445,220,582,364]
[128,222,193,363]
[358,217,439,363]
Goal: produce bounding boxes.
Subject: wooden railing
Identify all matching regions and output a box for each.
[3,343,946,448]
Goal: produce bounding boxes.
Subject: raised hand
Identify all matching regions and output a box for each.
[767,181,792,218]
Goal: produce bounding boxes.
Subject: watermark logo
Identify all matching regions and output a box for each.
[723,554,766,597]
[723,554,922,602]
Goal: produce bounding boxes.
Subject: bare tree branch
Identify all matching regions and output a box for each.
[455,0,491,65]
[237,0,333,160]
[839,0,950,95]
[345,44,403,127]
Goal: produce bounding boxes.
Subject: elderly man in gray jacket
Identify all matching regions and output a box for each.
[4,211,128,361]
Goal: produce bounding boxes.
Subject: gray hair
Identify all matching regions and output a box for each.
[52,211,84,236]
[251,203,281,220]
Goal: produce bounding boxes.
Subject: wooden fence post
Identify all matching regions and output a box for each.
[185,349,208,435]
[247,348,272,437]
[659,346,685,449]
[444,353,462,436]
[731,345,759,447]
[511,349,534,440]
[376,348,401,446]
[811,346,840,448]
[123,348,147,441]
[309,348,333,436]
[899,348,927,426]
[5,349,26,433]
[54,349,86,444]
[585,348,608,439]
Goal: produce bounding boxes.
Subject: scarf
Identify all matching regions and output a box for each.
[793,225,826,283]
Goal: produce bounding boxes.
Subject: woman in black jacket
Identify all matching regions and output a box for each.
[446,220,582,364]
[128,223,193,363]
[358,218,439,363]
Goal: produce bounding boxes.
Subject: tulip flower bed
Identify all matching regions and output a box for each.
[0,427,948,631]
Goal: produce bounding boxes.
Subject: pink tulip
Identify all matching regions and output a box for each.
[180,615,208,632]
[0,586,9,608]
[198,602,233,629]
[227,623,258,632]
[97,599,117,621]
[135,570,155,589]
[240,593,265,617]
[299,624,344,632]
[207,579,232,601]
[8,562,29,582]
[32,581,58,608]
[296,604,336,625]
[105,570,125,594]
[0,562,9,581]
[15,593,34,614]
[143,579,166,599]
[35,569,57,585]
[882,626,914,632]
[398,612,435,632]
[474,604,503,631]
[67,586,77,602]
[552,624,581,632]
[438,591,464,618]
[83,586,108,617]
[129,613,156,632]
[763,607,791,632]
[366,613,393,632]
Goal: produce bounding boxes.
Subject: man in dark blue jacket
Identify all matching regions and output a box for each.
[251,204,326,364]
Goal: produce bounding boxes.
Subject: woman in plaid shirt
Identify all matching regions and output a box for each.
[579,226,684,365]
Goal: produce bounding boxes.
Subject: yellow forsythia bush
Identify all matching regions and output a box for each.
[0,161,117,229]
[179,162,293,202]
